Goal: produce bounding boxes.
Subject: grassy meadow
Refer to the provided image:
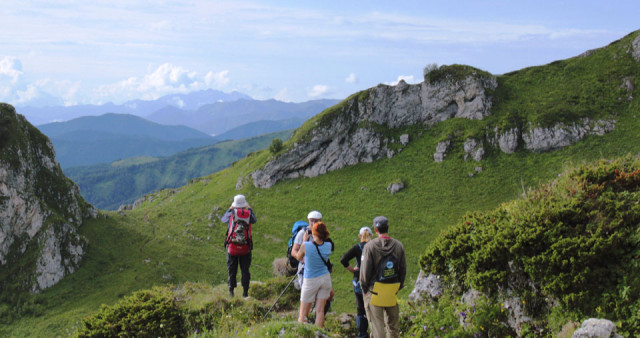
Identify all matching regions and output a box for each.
[2,30,639,337]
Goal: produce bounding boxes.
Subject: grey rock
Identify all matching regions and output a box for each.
[433,140,450,162]
[409,271,443,302]
[399,134,409,145]
[463,138,484,161]
[489,127,520,154]
[522,119,616,152]
[387,182,405,194]
[633,33,640,62]
[572,318,623,338]
[252,72,497,188]
[236,176,244,190]
[0,104,95,293]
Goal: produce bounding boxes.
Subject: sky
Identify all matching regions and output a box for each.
[1,0,639,107]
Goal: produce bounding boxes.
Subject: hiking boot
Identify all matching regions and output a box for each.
[229,289,234,297]
[242,289,249,298]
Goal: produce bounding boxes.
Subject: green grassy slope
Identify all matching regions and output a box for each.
[64,130,293,210]
[2,31,639,336]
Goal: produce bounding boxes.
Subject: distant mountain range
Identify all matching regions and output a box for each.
[39,114,216,168]
[145,98,339,135]
[19,89,252,125]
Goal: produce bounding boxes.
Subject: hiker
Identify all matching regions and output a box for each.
[291,210,323,289]
[294,221,333,328]
[285,220,309,276]
[360,216,406,338]
[221,194,257,298]
[340,226,373,338]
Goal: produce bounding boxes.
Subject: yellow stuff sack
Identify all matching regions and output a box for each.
[370,282,400,307]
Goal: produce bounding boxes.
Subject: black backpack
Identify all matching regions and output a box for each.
[376,253,400,284]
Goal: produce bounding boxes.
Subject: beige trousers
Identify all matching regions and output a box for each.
[363,292,400,338]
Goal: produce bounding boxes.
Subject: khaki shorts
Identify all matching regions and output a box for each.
[300,273,332,303]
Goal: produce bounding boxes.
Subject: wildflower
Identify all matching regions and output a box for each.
[440,326,445,331]
[460,311,467,318]
[160,324,164,328]
[423,326,427,331]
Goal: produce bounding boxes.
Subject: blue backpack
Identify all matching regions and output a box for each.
[286,220,309,269]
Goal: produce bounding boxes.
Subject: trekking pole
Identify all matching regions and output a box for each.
[261,273,298,321]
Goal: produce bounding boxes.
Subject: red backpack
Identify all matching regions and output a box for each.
[226,208,252,256]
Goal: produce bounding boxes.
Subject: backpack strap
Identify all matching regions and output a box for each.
[313,242,332,273]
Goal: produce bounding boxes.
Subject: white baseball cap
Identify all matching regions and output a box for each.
[307,210,322,220]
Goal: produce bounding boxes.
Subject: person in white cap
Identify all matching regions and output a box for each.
[340,226,373,338]
[291,210,323,290]
[221,194,257,298]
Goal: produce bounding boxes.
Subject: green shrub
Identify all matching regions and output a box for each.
[269,138,284,154]
[76,287,185,337]
[420,156,640,334]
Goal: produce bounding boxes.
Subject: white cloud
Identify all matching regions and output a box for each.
[388,75,417,86]
[345,72,357,84]
[95,63,229,103]
[205,70,230,87]
[308,84,328,97]
[0,57,23,84]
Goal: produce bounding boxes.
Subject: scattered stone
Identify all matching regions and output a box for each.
[399,134,409,145]
[434,140,450,162]
[236,176,244,190]
[387,182,405,194]
[572,318,622,338]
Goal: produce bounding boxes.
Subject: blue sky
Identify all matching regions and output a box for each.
[1,1,638,107]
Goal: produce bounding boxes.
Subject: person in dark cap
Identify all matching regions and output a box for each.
[359,216,406,338]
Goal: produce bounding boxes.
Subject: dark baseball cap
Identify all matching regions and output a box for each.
[373,216,388,229]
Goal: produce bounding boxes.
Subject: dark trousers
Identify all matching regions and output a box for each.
[227,252,251,290]
[355,290,368,337]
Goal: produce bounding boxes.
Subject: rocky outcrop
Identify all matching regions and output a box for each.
[521,119,616,152]
[484,118,616,154]
[0,104,95,293]
[253,71,498,188]
[572,318,623,338]
[632,32,640,62]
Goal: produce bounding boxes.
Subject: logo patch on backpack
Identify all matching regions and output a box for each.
[377,254,399,283]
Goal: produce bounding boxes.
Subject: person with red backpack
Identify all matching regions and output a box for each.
[221,194,257,298]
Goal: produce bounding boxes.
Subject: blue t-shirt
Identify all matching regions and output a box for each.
[303,241,332,279]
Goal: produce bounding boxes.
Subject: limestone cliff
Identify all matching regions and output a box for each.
[0,104,96,293]
[251,63,617,188]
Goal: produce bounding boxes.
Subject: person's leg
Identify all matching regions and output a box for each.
[313,298,328,327]
[298,302,313,323]
[239,252,252,297]
[384,304,400,338]
[355,292,368,338]
[363,292,385,338]
[226,253,238,296]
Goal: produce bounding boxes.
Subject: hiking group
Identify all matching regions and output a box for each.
[222,194,406,338]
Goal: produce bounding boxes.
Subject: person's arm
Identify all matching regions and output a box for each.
[294,242,306,261]
[220,209,232,223]
[340,244,359,271]
[291,229,306,260]
[249,208,257,224]
[359,244,373,294]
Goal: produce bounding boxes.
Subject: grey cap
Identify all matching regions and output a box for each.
[373,216,388,229]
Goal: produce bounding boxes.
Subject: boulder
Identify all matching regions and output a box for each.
[572,318,622,338]
[408,271,443,302]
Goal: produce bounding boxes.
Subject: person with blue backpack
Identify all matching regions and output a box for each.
[341,226,373,338]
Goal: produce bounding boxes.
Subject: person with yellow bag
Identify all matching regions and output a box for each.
[359,216,406,338]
